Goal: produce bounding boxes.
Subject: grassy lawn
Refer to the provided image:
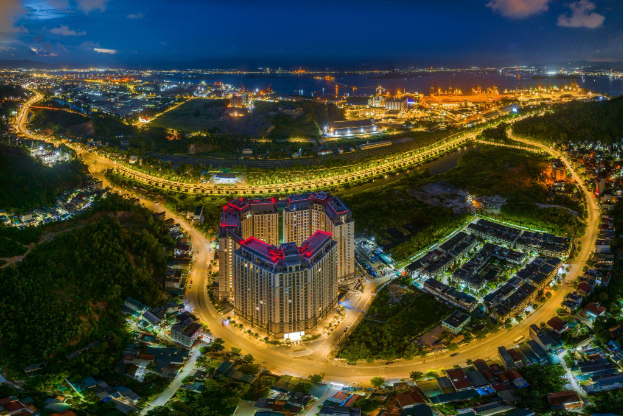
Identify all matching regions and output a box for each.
[151,98,228,132]
[337,287,450,361]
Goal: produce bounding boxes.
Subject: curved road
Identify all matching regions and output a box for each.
[15,93,600,384]
[17,92,491,195]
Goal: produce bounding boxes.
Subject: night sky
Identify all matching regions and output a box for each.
[0,0,622,68]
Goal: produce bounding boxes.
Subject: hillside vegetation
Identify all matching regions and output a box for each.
[0,143,87,212]
[337,288,449,361]
[512,97,623,145]
[0,196,173,373]
[29,108,91,135]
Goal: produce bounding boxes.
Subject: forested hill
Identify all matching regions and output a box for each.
[0,197,173,372]
[511,97,623,145]
[0,143,87,212]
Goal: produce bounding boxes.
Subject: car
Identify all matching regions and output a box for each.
[451,353,459,357]
[344,326,350,332]
[385,361,393,365]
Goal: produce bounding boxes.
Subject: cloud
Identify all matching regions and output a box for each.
[75,0,109,14]
[486,0,550,18]
[127,12,144,19]
[29,39,66,56]
[81,40,116,54]
[80,40,98,48]
[50,24,86,36]
[557,0,605,28]
[94,47,116,54]
[23,0,68,20]
[0,0,25,37]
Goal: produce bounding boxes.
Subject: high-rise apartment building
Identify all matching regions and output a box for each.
[233,231,338,338]
[218,192,354,304]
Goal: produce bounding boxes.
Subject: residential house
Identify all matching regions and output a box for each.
[547,391,583,410]
[546,317,569,335]
[561,292,583,313]
[529,324,562,352]
[171,318,203,348]
[584,302,606,320]
[442,311,471,334]
[446,368,474,391]
[498,347,516,370]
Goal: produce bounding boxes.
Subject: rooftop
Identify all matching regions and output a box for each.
[238,231,333,267]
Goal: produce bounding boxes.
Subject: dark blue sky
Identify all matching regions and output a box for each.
[0,0,621,68]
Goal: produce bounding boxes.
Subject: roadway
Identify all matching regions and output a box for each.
[13,93,600,385]
[180,130,601,385]
[142,344,203,414]
[16,91,522,198]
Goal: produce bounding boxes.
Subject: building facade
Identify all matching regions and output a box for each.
[218,193,354,302]
[385,98,407,111]
[324,118,377,136]
[233,231,338,338]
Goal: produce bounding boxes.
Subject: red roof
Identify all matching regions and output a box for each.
[578,282,592,294]
[490,364,504,374]
[344,394,364,407]
[481,369,496,381]
[332,391,349,401]
[446,368,473,390]
[547,317,568,332]
[383,406,402,416]
[492,383,508,392]
[507,349,522,362]
[585,302,606,317]
[3,401,25,412]
[395,390,425,408]
[446,368,466,381]
[547,390,582,407]
[506,369,523,381]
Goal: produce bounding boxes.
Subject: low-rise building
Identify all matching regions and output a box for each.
[547,390,583,410]
[546,317,569,335]
[171,319,203,348]
[529,324,563,353]
[193,206,204,224]
[516,231,570,257]
[442,311,471,334]
[423,279,478,312]
[446,368,474,391]
[325,118,377,136]
[577,358,617,377]
[584,302,607,320]
[467,219,521,246]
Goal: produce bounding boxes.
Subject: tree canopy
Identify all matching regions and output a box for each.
[0,143,87,212]
[0,198,171,371]
[512,97,623,145]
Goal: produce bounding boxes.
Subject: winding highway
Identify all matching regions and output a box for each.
[14,92,600,385]
[16,92,493,196]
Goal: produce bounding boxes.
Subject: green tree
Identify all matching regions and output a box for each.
[353,397,380,412]
[308,374,324,383]
[409,371,424,382]
[370,377,386,388]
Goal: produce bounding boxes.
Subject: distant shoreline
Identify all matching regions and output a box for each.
[531,74,587,80]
